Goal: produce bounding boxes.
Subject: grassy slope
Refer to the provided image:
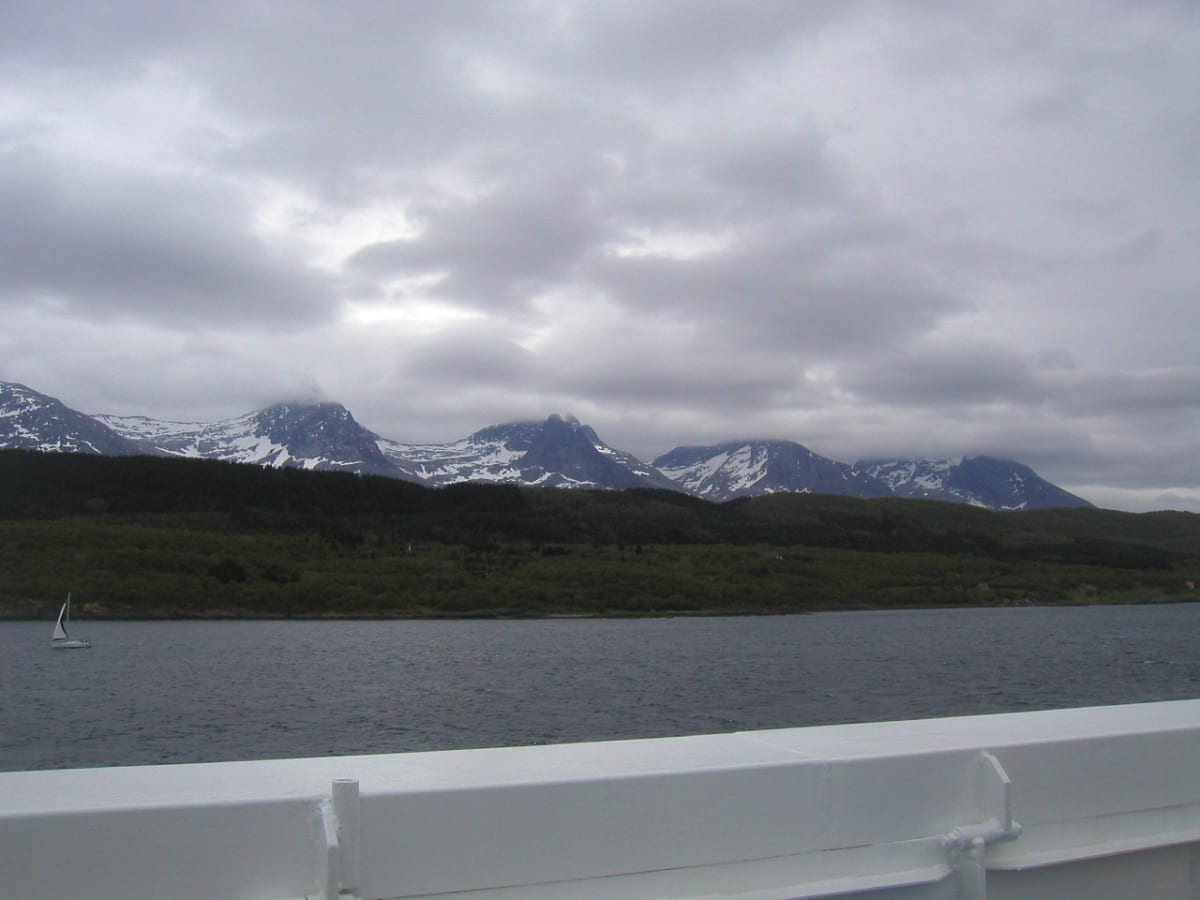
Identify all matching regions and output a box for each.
[1,450,1196,618]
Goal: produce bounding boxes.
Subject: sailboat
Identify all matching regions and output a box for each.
[51,593,91,650]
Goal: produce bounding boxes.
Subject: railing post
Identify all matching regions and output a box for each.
[333,778,361,897]
[956,836,987,900]
[316,779,362,900]
[941,752,1022,899]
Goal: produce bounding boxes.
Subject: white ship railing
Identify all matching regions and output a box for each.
[2,699,1199,899]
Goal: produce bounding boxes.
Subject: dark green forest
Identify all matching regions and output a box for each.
[1,449,1196,618]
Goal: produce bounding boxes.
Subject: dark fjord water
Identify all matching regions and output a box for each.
[3,603,1199,771]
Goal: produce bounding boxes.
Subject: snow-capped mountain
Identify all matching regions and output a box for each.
[654,440,891,503]
[380,414,677,491]
[653,442,1091,510]
[0,384,668,491]
[98,402,407,479]
[858,457,1092,511]
[0,382,144,456]
[0,380,1093,509]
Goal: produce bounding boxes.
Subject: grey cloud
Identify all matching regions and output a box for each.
[1043,437,1200,494]
[612,127,857,227]
[702,130,851,212]
[589,224,958,357]
[540,319,805,411]
[844,344,1050,407]
[347,122,876,323]
[844,355,1200,434]
[350,163,610,311]
[1006,87,1089,126]
[543,0,845,89]
[0,149,332,328]
[0,2,222,74]
[395,325,535,387]
[573,126,960,356]
[156,2,852,207]
[1101,227,1163,266]
[882,1,1177,84]
[589,133,801,232]
[1051,367,1200,418]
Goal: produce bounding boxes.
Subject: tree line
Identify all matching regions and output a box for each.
[1,449,1195,618]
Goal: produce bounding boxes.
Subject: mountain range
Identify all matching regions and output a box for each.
[0,381,1092,510]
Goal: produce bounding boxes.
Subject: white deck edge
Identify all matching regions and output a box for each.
[2,699,1198,899]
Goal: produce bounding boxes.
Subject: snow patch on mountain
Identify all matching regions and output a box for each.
[858,457,1089,510]
[99,402,404,478]
[864,458,968,501]
[657,448,733,496]
[379,434,526,484]
[1,382,143,456]
[1,381,1093,509]
[655,440,888,503]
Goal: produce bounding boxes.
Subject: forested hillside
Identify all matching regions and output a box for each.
[2,450,1196,618]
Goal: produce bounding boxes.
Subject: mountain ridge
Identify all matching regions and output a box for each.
[653,439,893,503]
[0,380,1092,510]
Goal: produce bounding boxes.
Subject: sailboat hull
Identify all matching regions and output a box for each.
[51,639,92,649]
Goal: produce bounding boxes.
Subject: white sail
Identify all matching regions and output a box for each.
[52,603,70,641]
[51,593,90,649]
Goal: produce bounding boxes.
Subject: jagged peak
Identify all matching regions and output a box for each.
[0,381,65,408]
[259,398,349,416]
[0,380,1093,508]
[654,438,817,465]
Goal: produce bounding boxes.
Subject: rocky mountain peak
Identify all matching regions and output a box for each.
[655,439,890,502]
[255,401,363,442]
[0,380,1093,509]
[858,456,1092,510]
[0,382,143,456]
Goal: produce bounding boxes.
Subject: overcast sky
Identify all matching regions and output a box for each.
[2,2,1198,512]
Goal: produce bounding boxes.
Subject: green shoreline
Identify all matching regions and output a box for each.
[2,450,1196,622]
[5,594,1196,622]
